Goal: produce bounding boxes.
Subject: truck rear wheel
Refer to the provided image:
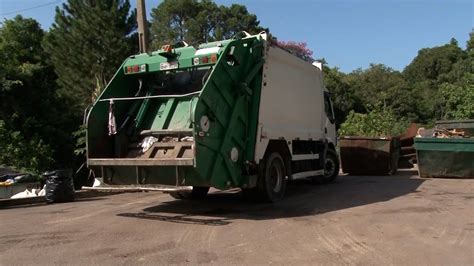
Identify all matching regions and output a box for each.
[257,152,287,202]
[169,186,210,200]
[322,149,339,184]
[191,186,210,199]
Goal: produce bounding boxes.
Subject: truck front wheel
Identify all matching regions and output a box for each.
[258,152,287,202]
[322,149,340,183]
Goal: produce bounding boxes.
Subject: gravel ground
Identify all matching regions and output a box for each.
[1,169,473,265]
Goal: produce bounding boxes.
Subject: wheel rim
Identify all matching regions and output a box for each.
[324,157,335,178]
[269,160,283,193]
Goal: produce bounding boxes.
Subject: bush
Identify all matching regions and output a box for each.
[0,120,54,175]
[338,106,409,137]
[439,82,474,120]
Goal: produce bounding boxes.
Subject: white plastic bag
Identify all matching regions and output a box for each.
[93,178,102,187]
[11,189,36,199]
[140,136,158,153]
[37,185,46,196]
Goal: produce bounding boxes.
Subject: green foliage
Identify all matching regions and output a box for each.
[403,40,466,84]
[467,31,474,52]
[338,106,409,137]
[0,120,54,174]
[345,64,422,121]
[43,0,137,114]
[73,125,87,156]
[439,83,474,120]
[327,32,473,130]
[150,0,264,48]
[323,65,362,127]
[0,16,76,173]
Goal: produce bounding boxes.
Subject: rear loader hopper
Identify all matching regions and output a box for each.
[86,32,339,202]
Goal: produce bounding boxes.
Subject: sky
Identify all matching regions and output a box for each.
[0,0,472,73]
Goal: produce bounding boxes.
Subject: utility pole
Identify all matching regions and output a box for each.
[137,0,149,53]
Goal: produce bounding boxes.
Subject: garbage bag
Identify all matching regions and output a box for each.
[44,169,75,203]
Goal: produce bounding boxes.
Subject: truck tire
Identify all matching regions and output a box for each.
[257,152,287,202]
[169,191,188,199]
[169,186,210,200]
[322,149,340,184]
[191,186,210,199]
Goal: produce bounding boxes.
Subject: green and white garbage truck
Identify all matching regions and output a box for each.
[86,32,339,202]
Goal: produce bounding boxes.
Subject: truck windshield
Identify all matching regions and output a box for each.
[144,68,211,95]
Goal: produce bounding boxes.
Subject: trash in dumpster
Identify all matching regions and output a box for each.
[44,169,75,203]
[417,127,468,138]
[417,119,474,139]
[1,173,36,184]
[1,182,42,199]
[140,136,158,153]
[10,185,46,199]
[0,179,15,186]
[415,119,474,179]
[0,167,41,198]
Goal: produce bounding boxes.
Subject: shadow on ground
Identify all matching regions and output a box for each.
[117,170,424,226]
[0,191,118,210]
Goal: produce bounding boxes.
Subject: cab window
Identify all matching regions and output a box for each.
[324,91,335,124]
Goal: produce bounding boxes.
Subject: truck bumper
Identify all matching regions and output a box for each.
[88,158,194,166]
[87,158,206,187]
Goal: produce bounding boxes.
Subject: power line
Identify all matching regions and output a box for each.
[0,0,62,16]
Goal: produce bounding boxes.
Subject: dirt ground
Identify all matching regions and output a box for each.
[1,169,473,265]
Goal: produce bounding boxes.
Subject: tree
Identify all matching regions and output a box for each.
[437,32,474,120]
[403,41,466,85]
[322,66,363,127]
[439,83,474,119]
[43,0,137,114]
[215,4,263,40]
[344,64,423,122]
[467,30,474,52]
[0,16,74,173]
[150,0,264,48]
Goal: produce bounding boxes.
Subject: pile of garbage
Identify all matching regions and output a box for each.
[416,120,473,139]
[417,128,470,138]
[0,173,38,187]
[0,167,75,202]
[10,186,46,199]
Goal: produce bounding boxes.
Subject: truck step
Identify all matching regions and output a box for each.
[140,129,193,136]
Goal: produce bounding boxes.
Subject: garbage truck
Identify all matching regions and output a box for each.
[86,32,339,202]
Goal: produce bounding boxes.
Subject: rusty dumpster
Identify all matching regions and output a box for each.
[340,137,400,175]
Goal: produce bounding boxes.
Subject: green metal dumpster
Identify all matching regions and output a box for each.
[339,137,400,175]
[414,138,474,178]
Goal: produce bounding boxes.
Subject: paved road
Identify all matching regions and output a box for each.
[1,170,473,265]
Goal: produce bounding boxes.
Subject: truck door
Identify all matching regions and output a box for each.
[323,91,337,146]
